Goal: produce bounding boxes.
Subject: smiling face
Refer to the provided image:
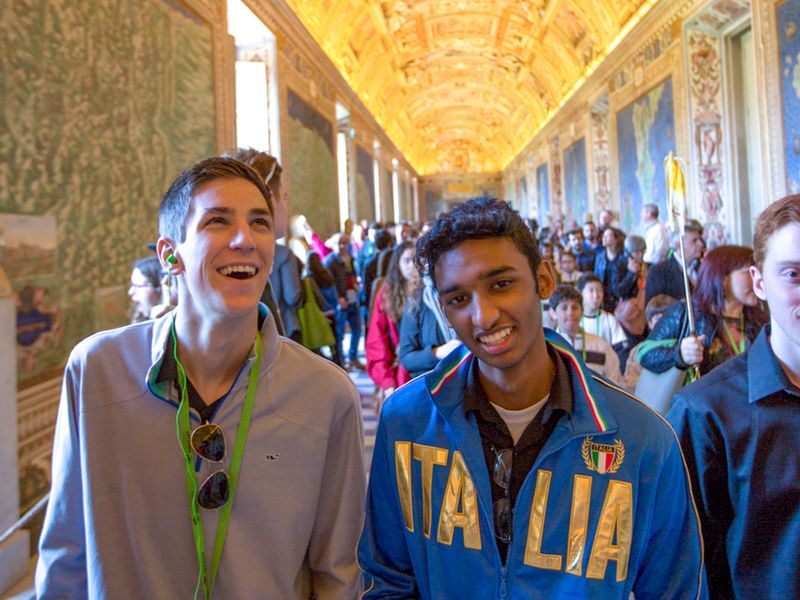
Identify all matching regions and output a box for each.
[752,223,800,355]
[163,177,275,321]
[435,237,555,376]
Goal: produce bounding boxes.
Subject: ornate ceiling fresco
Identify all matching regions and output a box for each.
[284,0,657,175]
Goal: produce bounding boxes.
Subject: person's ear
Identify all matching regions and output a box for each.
[750,265,767,302]
[157,238,182,275]
[536,260,557,301]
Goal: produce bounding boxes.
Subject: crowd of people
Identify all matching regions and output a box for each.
[38,147,800,599]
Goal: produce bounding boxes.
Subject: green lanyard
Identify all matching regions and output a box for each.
[175,330,263,600]
[722,314,746,357]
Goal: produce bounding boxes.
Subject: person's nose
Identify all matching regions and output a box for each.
[471,293,499,330]
[230,220,255,249]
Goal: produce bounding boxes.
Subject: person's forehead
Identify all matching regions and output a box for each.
[130,268,147,283]
[764,223,800,262]
[584,281,602,290]
[190,177,269,214]
[435,238,526,282]
[559,298,581,309]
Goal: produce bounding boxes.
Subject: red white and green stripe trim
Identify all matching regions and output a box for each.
[429,347,472,396]
[547,337,609,433]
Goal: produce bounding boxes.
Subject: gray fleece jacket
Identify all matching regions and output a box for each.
[36,305,365,599]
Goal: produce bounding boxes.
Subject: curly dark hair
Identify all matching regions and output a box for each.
[415,197,540,288]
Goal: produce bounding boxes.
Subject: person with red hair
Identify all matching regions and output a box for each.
[640,244,767,377]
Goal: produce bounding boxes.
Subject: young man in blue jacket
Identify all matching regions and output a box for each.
[668,194,800,599]
[359,197,706,599]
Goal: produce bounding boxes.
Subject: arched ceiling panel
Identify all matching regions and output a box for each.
[284,0,652,174]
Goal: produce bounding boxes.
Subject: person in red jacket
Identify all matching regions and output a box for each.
[366,241,420,402]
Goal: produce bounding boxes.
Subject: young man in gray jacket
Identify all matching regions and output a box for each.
[36,157,366,599]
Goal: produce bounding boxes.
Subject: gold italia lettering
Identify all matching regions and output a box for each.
[394,441,414,532]
[586,480,633,581]
[437,451,482,550]
[565,475,592,576]
[413,444,449,538]
[523,470,562,570]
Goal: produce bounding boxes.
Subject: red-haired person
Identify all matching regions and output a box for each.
[640,245,767,377]
[667,195,800,598]
[365,241,420,399]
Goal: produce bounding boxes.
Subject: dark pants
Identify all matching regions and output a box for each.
[335,303,361,362]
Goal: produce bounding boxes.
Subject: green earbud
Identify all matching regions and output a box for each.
[166,254,178,265]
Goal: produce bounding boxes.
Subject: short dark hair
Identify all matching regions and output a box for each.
[645,294,677,323]
[415,197,540,286]
[159,156,272,242]
[576,272,601,292]
[549,284,583,310]
[643,203,659,219]
[374,228,393,251]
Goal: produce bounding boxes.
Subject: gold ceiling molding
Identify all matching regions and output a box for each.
[284,0,655,174]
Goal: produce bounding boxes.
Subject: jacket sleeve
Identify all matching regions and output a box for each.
[35,361,89,599]
[668,393,734,599]
[613,261,639,300]
[358,415,420,598]
[631,434,708,600]
[308,384,366,599]
[308,229,333,259]
[639,302,687,373]
[366,287,398,390]
[397,303,438,376]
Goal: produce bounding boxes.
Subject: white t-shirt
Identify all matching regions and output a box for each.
[643,220,669,264]
[490,395,550,445]
[581,311,627,346]
[557,328,623,386]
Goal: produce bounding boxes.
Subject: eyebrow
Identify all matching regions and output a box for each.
[201,206,272,217]
[773,261,800,269]
[438,265,518,296]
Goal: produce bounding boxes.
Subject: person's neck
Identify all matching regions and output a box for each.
[722,299,744,319]
[584,307,600,318]
[769,321,800,388]
[606,248,618,260]
[478,337,555,410]
[173,309,260,404]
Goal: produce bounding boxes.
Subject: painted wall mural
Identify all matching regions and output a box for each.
[286,89,338,237]
[688,31,725,222]
[590,96,611,211]
[549,136,563,218]
[356,145,375,223]
[0,0,216,388]
[536,163,551,227]
[516,175,529,216]
[779,0,800,194]
[616,77,675,234]
[563,138,589,224]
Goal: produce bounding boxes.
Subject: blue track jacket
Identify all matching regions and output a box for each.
[359,329,706,599]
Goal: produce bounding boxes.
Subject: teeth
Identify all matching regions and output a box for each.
[218,265,257,276]
[478,327,512,345]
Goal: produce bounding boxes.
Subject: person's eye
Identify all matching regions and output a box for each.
[446,294,467,306]
[784,269,799,279]
[206,216,227,226]
[253,218,272,229]
[493,279,513,289]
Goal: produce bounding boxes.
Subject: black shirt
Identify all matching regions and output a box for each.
[463,346,573,563]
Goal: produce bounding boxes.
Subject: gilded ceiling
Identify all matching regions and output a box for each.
[284,0,654,175]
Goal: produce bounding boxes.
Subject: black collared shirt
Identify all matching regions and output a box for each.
[156,311,265,423]
[464,346,573,563]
